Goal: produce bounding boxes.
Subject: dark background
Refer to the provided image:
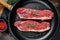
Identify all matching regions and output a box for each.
[0,0,60,40]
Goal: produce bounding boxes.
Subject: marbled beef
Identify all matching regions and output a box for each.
[16,8,54,20]
[14,20,50,32]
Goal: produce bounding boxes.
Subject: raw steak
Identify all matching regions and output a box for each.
[16,8,54,20]
[14,20,50,32]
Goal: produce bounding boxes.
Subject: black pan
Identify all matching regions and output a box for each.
[0,0,58,40]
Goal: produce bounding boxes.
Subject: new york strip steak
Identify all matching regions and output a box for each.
[14,20,50,32]
[16,8,54,20]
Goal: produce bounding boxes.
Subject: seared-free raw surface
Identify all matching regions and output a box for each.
[14,20,50,32]
[17,8,54,20]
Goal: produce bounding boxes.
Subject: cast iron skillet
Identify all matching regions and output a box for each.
[0,0,58,40]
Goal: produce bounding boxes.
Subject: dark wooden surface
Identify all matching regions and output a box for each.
[0,0,60,40]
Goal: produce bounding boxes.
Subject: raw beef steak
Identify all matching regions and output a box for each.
[14,20,50,32]
[16,8,54,20]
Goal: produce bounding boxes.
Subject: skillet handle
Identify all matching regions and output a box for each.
[0,0,12,10]
[0,4,4,16]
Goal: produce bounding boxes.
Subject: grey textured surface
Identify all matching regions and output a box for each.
[0,33,15,40]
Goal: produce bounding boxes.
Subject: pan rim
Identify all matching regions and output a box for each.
[8,0,59,40]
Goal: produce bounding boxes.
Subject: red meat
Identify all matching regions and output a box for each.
[14,20,50,32]
[16,8,54,20]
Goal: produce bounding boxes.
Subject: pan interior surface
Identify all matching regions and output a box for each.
[9,0,58,40]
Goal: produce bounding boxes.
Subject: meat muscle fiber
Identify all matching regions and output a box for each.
[16,8,54,20]
[14,20,50,32]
